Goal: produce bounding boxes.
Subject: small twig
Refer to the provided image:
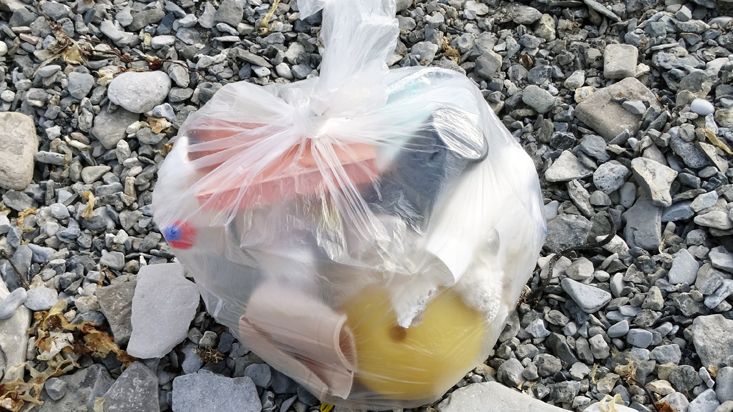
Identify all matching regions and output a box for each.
[258,0,282,34]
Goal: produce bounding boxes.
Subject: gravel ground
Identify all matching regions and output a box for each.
[0,0,732,411]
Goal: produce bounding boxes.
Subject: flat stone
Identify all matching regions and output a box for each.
[631,157,678,207]
[709,247,733,272]
[475,51,503,79]
[522,85,556,113]
[172,371,261,412]
[96,281,137,345]
[627,329,654,348]
[694,210,733,230]
[593,161,630,193]
[663,202,694,222]
[101,362,159,412]
[38,365,113,411]
[91,107,139,149]
[44,377,67,401]
[704,279,733,309]
[545,151,593,182]
[81,165,112,184]
[107,71,171,114]
[608,320,630,338]
[623,196,662,250]
[438,381,567,411]
[690,314,733,369]
[604,44,639,80]
[651,345,682,364]
[668,249,700,286]
[691,191,719,212]
[0,112,37,190]
[127,263,200,359]
[561,278,612,313]
[0,280,30,382]
[576,77,661,140]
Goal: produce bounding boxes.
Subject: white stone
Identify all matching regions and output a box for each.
[107,71,171,113]
[0,280,30,382]
[126,263,200,359]
[0,112,37,190]
[631,157,678,207]
[438,381,566,411]
[691,98,715,116]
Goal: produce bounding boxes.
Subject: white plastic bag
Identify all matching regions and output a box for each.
[152,0,546,408]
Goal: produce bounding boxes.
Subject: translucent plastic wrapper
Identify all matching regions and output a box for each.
[152,0,546,408]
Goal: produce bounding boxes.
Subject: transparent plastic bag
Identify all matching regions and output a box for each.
[152,0,546,409]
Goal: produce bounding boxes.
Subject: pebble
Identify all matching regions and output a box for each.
[507,4,542,24]
[668,248,700,286]
[603,44,638,80]
[127,263,200,359]
[651,345,682,364]
[593,161,630,193]
[560,278,611,313]
[522,85,555,113]
[107,71,171,114]
[608,320,630,338]
[624,196,662,250]
[627,329,653,348]
[81,165,111,184]
[24,286,59,311]
[631,157,678,207]
[709,247,733,273]
[67,72,95,99]
[172,372,261,412]
[545,151,593,182]
[0,113,38,191]
[691,98,715,116]
[91,107,139,149]
[44,377,68,401]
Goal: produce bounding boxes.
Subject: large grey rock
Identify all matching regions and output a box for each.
[690,315,733,369]
[631,158,678,207]
[668,249,700,286]
[561,278,612,313]
[107,71,171,114]
[507,4,542,24]
[623,196,662,250]
[0,280,30,382]
[576,77,661,140]
[172,371,261,412]
[38,365,113,411]
[91,107,139,149]
[101,362,159,412]
[545,151,593,182]
[0,112,37,190]
[96,281,137,344]
[604,44,638,79]
[24,286,59,311]
[127,263,200,359]
[438,381,566,411]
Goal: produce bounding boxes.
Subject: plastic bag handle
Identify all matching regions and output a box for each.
[297,0,399,115]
